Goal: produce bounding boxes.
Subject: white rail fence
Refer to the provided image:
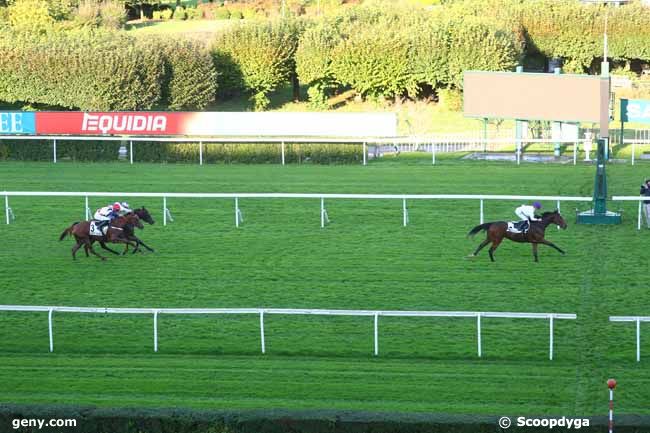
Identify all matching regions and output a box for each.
[609,316,650,362]
[0,135,589,166]
[2,191,593,226]
[611,196,650,230]
[0,305,577,360]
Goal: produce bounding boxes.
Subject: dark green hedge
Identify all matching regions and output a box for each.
[2,404,650,433]
[0,141,362,164]
[0,29,217,111]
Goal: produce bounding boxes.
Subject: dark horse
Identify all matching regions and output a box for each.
[118,207,155,254]
[59,213,143,261]
[467,210,567,262]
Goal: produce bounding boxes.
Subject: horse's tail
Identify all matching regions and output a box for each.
[59,222,78,241]
[467,222,493,238]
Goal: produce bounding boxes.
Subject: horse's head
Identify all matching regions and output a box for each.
[125,213,144,229]
[543,210,567,229]
[135,207,155,225]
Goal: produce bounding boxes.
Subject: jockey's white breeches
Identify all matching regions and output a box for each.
[94,211,111,221]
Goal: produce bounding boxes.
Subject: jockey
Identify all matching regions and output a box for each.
[93,202,132,231]
[514,201,542,233]
[115,202,133,216]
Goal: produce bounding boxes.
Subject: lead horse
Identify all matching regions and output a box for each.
[467,210,567,262]
[59,213,143,261]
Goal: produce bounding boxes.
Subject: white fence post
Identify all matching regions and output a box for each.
[477,313,482,358]
[363,142,367,166]
[235,197,243,227]
[260,311,266,354]
[402,198,408,227]
[281,141,285,166]
[53,139,57,163]
[199,141,203,166]
[5,194,9,225]
[129,140,133,165]
[48,308,54,353]
[479,199,484,225]
[163,197,167,226]
[320,197,329,228]
[632,140,636,166]
[153,310,159,353]
[549,315,554,361]
[431,141,436,165]
[85,196,90,220]
[374,313,379,356]
[638,201,642,231]
[637,319,641,362]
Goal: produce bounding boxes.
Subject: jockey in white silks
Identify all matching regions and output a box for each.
[514,201,542,233]
[93,202,132,230]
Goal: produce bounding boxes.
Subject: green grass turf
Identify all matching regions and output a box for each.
[0,160,649,416]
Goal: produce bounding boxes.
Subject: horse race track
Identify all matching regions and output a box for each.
[1,159,649,416]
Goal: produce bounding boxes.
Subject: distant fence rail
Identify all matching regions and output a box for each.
[611,196,650,230]
[0,134,590,166]
[609,316,650,362]
[0,305,577,360]
[2,191,593,226]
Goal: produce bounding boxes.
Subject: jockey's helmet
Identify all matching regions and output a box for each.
[112,203,121,211]
[532,201,542,209]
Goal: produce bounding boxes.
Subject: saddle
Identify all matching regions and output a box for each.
[89,220,109,237]
[507,220,530,234]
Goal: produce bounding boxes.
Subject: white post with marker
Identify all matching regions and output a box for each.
[607,378,616,433]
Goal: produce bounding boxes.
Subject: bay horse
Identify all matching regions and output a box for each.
[467,210,567,262]
[59,213,143,261]
[122,207,155,254]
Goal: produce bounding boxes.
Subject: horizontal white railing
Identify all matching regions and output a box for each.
[609,316,650,362]
[612,196,650,230]
[0,134,587,166]
[0,305,577,360]
[2,191,592,227]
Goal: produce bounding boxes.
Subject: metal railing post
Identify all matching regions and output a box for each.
[549,315,554,361]
[480,199,484,224]
[199,141,203,166]
[48,308,54,353]
[477,313,482,358]
[374,313,379,356]
[129,141,133,165]
[53,139,57,163]
[260,311,266,354]
[153,310,159,352]
[637,319,641,362]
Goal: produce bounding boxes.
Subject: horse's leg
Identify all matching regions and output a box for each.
[133,237,154,253]
[541,239,565,255]
[471,238,490,257]
[99,241,120,255]
[532,243,539,262]
[85,239,106,261]
[84,244,89,257]
[488,238,503,262]
[71,241,82,260]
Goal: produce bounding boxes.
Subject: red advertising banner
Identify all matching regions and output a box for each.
[36,112,187,135]
[33,111,398,137]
